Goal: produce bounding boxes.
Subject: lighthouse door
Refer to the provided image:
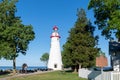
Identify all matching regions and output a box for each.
[54,64,57,68]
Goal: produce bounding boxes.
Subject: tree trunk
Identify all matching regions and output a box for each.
[74,67,77,72]
[74,66,77,73]
[79,64,81,69]
[13,57,16,74]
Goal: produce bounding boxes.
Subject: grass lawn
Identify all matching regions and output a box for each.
[9,71,87,80]
[0,72,11,78]
[0,74,10,78]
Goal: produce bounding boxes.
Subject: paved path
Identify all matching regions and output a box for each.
[0,71,53,80]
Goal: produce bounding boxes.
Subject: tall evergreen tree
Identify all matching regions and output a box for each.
[0,0,35,72]
[88,0,120,40]
[62,8,98,72]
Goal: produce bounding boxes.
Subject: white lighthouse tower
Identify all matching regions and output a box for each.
[48,26,62,70]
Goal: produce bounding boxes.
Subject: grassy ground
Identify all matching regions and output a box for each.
[0,74,10,78]
[0,72,11,78]
[9,71,87,80]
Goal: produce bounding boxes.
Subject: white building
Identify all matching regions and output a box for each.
[47,26,63,70]
[109,41,120,71]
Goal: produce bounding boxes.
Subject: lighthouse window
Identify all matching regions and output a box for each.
[54,64,57,68]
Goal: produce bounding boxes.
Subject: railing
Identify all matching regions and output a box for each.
[79,69,120,80]
[111,72,120,80]
[94,71,111,80]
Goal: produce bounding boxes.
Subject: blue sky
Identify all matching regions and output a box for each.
[0,0,109,67]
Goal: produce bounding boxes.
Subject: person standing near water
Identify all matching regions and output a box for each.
[22,63,28,73]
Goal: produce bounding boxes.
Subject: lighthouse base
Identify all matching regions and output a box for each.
[48,62,62,70]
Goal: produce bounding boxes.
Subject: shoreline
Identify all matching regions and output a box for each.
[0,66,47,71]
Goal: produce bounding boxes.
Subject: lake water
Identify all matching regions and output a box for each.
[0,66,47,71]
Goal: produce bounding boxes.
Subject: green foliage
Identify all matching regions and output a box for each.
[97,50,106,57]
[0,0,19,59]
[62,8,98,69]
[0,0,35,70]
[40,53,49,65]
[88,0,120,40]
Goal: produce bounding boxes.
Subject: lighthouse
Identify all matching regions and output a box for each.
[47,26,63,70]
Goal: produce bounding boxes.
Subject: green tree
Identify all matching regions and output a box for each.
[88,0,120,40]
[98,50,106,57]
[62,8,98,72]
[40,53,49,66]
[0,0,35,72]
[0,0,18,59]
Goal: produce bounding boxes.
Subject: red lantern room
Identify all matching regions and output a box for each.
[53,26,58,31]
[50,26,60,38]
